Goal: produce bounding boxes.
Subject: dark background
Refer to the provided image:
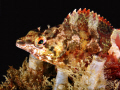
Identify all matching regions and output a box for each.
[1,0,120,82]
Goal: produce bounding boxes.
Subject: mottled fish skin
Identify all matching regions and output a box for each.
[16,8,113,68]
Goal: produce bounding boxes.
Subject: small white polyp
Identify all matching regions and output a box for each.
[53,68,68,90]
[29,54,43,71]
[79,55,106,89]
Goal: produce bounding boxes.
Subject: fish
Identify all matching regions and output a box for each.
[16,8,120,80]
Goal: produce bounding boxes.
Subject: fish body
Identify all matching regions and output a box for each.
[16,8,113,69]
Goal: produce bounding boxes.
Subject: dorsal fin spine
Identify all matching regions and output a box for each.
[77,8,82,14]
[64,8,113,29]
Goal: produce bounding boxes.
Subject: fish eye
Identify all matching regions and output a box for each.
[35,36,46,47]
[38,39,44,44]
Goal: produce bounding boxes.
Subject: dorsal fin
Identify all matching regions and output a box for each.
[63,8,113,30]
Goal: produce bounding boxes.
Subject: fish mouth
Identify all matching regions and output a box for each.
[16,41,27,51]
[16,39,26,49]
[16,39,25,45]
